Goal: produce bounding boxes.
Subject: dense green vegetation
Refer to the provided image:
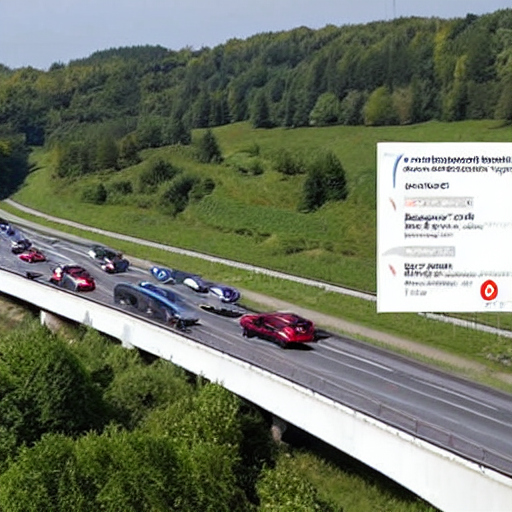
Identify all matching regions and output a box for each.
[0,316,436,511]
[0,11,511,508]
[0,9,511,193]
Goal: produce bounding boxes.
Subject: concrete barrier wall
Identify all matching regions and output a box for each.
[1,268,512,512]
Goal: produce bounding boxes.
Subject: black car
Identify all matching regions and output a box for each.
[113,282,199,328]
[88,245,129,273]
[11,238,32,254]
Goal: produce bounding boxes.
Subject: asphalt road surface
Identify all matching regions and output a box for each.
[1,223,512,477]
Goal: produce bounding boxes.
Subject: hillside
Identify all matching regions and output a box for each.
[13,120,512,294]
[0,8,511,150]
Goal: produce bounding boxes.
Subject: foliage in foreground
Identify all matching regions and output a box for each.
[0,321,437,511]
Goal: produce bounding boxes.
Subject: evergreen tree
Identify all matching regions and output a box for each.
[250,89,272,128]
[96,135,119,170]
[196,129,222,163]
[299,167,327,212]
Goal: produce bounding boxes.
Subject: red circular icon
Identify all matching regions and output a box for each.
[480,280,498,301]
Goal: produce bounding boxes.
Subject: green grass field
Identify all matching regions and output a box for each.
[5,120,512,384]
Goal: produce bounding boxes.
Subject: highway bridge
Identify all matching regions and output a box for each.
[1,218,512,511]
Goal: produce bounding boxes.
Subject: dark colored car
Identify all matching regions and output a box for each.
[11,238,32,254]
[114,281,199,327]
[239,312,316,348]
[49,264,96,291]
[88,245,129,273]
[18,247,46,263]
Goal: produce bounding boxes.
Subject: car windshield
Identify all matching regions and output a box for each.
[68,267,89,277]
[144,284,186,305]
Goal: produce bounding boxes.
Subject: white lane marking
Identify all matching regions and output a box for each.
[319,341,499,412]
[322,341,500,412]
[311,347,507,425]
[320,342,394,372]
[418,380,499,412]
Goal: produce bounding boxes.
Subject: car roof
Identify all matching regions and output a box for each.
[139,282,181,302]
[66,265,89,274]
[121,282,192,311]
[264,313,310,325]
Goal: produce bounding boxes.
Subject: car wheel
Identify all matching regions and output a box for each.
[277,337,288,349]
[243,328,255,338]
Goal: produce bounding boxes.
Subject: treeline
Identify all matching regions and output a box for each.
[1,10,511,201]
[0,129,30,199]
[1,10,512,145]
[0,321,342,511]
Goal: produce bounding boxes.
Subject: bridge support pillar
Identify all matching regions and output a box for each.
[271,415,288,443]
[40,310,68,333]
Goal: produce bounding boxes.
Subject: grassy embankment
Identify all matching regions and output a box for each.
[4,120,512,382]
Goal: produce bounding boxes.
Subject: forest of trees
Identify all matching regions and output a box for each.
[0,9,512,203]
[1,9,509,206]
[0,9,511,198]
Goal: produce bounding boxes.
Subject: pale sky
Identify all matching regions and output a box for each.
[1,0,511,70]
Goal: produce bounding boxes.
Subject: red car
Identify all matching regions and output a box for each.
[240,312,316,348]
[49,264,96,292]
[18,247,46,263]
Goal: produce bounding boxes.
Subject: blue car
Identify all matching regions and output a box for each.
[208,284,241,303]
[150,266,202,286]
[114,281,199,327]
[150,265,241,303]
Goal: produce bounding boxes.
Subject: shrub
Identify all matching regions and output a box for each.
[160,174,199,216]
[273,149,306,175]
[81,183,107,204]
[299,151,348,212]
[138,159,181,193]
[257,453,341,512]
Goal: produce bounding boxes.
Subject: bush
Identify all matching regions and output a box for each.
[299,151,348,212]
[160,174,199,216]
[81,183,107,204]
[257,453,341,512]
[273,149,306,175]
[299,168,327,212]
[138,159,181,193]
